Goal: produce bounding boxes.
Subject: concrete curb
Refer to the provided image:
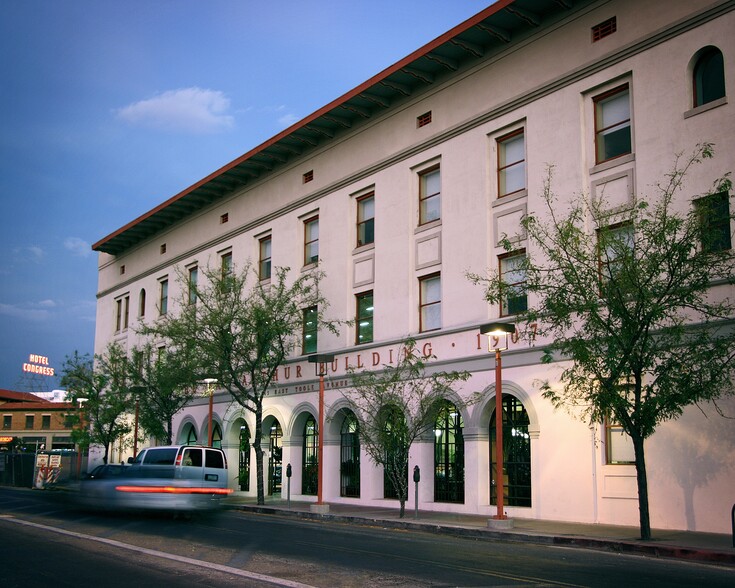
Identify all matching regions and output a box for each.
[231,504,735,566]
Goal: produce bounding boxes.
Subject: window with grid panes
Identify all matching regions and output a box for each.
[419,167,440,225]
[419,274,441,332]
[259,236,272,280]
[499,251,528,316]
[302,306,318,354]
[594,85,631,164]
[304,217,319,265]
[497,129,525,197]
[356,194,375,247]
[355,291,374,344]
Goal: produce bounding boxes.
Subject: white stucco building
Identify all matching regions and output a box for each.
[92,0,734,533]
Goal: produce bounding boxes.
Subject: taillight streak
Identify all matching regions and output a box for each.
[115,485,233,495]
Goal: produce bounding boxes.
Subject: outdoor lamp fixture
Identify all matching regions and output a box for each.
[201,378,218,447]
[308,353,335,508]
[76,397,89,478]
[479,321,515,522]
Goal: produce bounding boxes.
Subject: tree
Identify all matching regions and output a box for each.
[472,144,735,540]
[343,338,470,518]
[129,341,200,446]
[142,262,340,505]
[60,344,133,465]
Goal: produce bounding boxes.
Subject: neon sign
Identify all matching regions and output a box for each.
[22,354,55,377]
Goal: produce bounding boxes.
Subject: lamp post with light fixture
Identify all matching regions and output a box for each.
[479,322,515,524]
[202,378,218,447]
[308,353,334,512]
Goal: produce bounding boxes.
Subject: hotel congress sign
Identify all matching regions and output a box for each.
[22,354,55,377]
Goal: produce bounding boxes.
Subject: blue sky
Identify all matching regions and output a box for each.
[0,1,493,391]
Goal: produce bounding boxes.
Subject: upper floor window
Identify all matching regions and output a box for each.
[357,194,375,247]
[123,295,129,329]
[356,291,374,345]
[499,250,528,316]
[597,222,634,289]
[159,279,169,316]
[693,47,725,107]
[594,84,631,164]
[115,298,123,332]
[138,288,146,318]
[605,416,634,464]
[41,415,51,430]
[592,16,616,42]
[497,129,526,197]
[695,192,732,253]
[419,167,441,225]
[302,306,318,354]
[419,274,441,332]
[188,266,198,305]
[221,252,233,278]
[3,415,12,429]
[417,111,432,128]
[304,216,319,265]
[259,236,272,281]
[25,415,34,429]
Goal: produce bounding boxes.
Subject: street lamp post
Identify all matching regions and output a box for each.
[202,378,218,447]
[76,397,89,479]
[308,353,334,513]
[480,322,515,525]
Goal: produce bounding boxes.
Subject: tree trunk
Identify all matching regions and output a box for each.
[254,405,265,505]
[632,433,651,540]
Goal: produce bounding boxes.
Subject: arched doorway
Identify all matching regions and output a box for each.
[490,395,531,507]
[340,411,360,497]
[268,421,282,495]
[434,400,464,503]
[239,424,250,491]
[211,423,222,449]
[182,423,197,445]
[302,415,318,495]
[381,405,406,500]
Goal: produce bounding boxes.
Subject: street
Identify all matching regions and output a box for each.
[1,487,732,587]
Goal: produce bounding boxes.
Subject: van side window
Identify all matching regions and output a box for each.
[205,449,225,469]
[182,448,202,467]
[143,448,177,465]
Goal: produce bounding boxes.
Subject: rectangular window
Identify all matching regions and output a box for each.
[123,296,129,329]
[594,85,631,164]
[598,222,634,289]
[497,129,526,197]
[25,415,34,429]
[159,279,169,316]
[221,251,233,292]
[592,17,617,42]
[419,167,441,225]
[188,266,198,305]
[419,274,441,332]
[304,216,319,265]
[3,415,11,429]
[115,298,123,332]
[417,111,432,127]
[355,291,374,345]
[499,251,528,316]
[695,192,732,253]
[160,243,167,254]
[303,170,314,184]
[605,418,635,464]
[259,236,272,280]
[220,212,229,224]
[41,415,51,430]
[302,306,318,354]
[356,194,375,247]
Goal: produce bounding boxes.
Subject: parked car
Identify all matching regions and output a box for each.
[79,445,232,512]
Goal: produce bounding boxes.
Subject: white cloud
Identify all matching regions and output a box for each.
[0,302,51,322]
[277,113,299,128]
[116,87,235,133]
[12,246,45,264]
[38,299,57,308]
[64,237,91,258]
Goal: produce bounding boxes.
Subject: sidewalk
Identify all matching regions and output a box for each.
[225,496,735,566]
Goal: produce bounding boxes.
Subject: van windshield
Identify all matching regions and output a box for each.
[142,448,178,465]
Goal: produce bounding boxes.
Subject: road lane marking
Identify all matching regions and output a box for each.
[1,515,315,588]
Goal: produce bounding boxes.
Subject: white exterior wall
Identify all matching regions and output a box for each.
[94,0,735,533]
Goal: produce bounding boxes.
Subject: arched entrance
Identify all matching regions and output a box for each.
[434,400,464,503]
[340,411,360,498]
[239,424,250,491]
[302,415,318,495]
[490,394,531,507]
[268,420,282,495]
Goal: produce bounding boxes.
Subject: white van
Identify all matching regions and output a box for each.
[80,445,232,512]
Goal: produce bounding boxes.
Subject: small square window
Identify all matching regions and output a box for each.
[303,170,314,184]
[592,17,617,42]
[417,111,432,128]
[160,243,167,254]
[120,265,125,275]
[220,213,229,224]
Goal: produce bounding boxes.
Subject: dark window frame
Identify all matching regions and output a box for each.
[593,84,631,165]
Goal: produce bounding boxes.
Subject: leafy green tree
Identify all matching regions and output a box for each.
[343,338,470,518]
[472,144,735,540]
[129,341,201,446]
[142,262,340,505]
[60,343,133,465]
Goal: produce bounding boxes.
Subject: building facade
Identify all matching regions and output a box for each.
[0,389,75,452]
[92,0,734,533]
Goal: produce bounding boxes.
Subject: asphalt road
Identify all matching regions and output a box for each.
[1,487,732,587]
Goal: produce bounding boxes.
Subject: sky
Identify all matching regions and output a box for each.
[0,0,494,392]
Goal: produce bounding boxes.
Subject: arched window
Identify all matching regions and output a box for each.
[693,47,725,107]
[434,401,464,503]
[138,288,146,318]
[381,405,407,500]
[185,424,197,445]
[340,412,360,497]
[268,421,282,495]
[302,415,318,495]
[239,425,250,491]
[212,423,222,449]
[490,395,531,507]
